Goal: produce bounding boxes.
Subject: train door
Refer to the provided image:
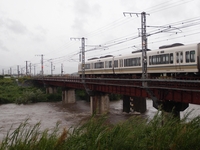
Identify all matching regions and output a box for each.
[175,51,183,71]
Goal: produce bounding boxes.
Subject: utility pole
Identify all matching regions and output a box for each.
[141,12,148,86]
[61,63,63,76]
[29,63,31,75]
[17,65,19,78]
[35,54,44,76]
[25,61,28,76]
[41,55,43,76]
[10,67,12,76]
[51,62,53,76]
[123,12,149,86]
[21,68,23,76]
[34,65,36,76]
[81,37,86,81]
[2,69,4,76]
[70,37,86,81]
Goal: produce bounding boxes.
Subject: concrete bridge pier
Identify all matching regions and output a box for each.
[90,93,109,114]
[123,95,147,113]
[123,95,130,113]
[132,96,147,113]
[62,88,76,104]
[46,86,57,94]
[153,100,189,119]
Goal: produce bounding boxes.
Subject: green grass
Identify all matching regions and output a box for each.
[0,77,61,104]
[1,112,200,150]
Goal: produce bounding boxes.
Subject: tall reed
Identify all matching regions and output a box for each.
[1,112,200,150]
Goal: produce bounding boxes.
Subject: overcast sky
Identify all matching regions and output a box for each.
[0,0,200,75]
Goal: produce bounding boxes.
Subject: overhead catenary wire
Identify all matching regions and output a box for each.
[3,0,200,73]
[41,0,195,59]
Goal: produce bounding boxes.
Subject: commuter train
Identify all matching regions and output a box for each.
[78,43,200,78]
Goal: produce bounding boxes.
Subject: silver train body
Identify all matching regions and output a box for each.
[78,43,200,77]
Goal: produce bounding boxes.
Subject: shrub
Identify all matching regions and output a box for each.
[1,113,200,149]
[15,89,47,104]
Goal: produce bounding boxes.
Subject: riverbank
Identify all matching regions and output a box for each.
[0,77,62,104]
[0,100,152,141]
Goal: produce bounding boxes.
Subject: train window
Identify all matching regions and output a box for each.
[152,56,156,65]
[127,59,129,66]
[180,52,183,63]
[129,58,136,66]
[160,55,163,63]
[162,55,165,64]
[94,63,97,68]
[137,58,140,66]
[157,55,161,64]
[166,54,169,64]
[124,58,130,67]
[134,58,137,66]
[94,62,104,69]
[128,59,130,66]
[119,59,123,67]
[156,56,159,64]
[139,57,141,66]
[114,60,118,68]
[176,52,179,63]
[124,58,141,67]
[190,50,195,62]
[149,56,152,65]
[159,56,161,64]
[186,51,190,63]
[129,59,131,66]
[156,56,158,64]
[124,59,128,67]
[130,59,133,66]
[135,58,138,66]
[85,64,90,69]
[109,61,112,68]
[170,53,173,64]
[102,62,104,68]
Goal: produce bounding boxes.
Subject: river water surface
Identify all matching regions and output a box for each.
[0,99,199,140]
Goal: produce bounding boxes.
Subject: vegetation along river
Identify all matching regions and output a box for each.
[0,99,199,141]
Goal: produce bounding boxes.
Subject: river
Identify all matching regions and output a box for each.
[0,99,199,140]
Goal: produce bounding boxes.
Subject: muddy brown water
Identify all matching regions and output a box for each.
[0,99,199,140]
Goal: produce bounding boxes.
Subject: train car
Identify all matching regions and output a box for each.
[78,43,200,78]
[147,43,200,76]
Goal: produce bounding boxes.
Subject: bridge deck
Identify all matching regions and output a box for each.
[33,77,200,105]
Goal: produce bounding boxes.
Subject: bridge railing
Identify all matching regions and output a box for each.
[33,76,200,92]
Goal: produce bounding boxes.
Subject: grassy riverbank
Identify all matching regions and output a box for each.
[0,113,200,150]
[0,77,61,104]
[0,77,121,104]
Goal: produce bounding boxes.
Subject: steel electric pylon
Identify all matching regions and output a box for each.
[123,12,149,87]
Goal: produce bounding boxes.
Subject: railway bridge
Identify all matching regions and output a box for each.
[32,76,200,117]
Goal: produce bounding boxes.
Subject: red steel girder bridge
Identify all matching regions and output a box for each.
[32,76,200,105]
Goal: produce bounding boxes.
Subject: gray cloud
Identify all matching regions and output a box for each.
[0,18,27,35]
[27,26,47,43]
[0,40,9,52]
[30,34,46,42]
[35,26,47,35]
[72,0,101,35]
